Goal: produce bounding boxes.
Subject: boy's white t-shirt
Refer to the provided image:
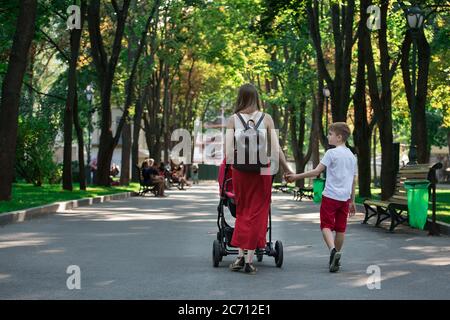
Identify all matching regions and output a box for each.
[320,145,357,202]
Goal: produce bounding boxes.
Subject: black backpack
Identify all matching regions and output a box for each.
[233,112,269,172]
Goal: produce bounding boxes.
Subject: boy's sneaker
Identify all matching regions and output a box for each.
[329,248,341,273]
[229,256,245,271]
[244,263,257,275]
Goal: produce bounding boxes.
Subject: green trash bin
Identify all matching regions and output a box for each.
[313,178,326,203]
[404,179,430,230]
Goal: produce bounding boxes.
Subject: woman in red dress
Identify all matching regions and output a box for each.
[224,84,292,274]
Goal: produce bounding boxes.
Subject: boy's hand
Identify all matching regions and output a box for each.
[348,201,356,217]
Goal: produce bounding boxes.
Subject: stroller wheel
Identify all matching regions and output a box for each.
[219,244,224,262]
[274,240,283,268]
[212,240,221,267]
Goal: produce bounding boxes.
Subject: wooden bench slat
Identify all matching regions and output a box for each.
[390,195,407,202]
[399,165,430,171]
[399,168,429,173]
[364,199,390,207]
[398,175,429,180]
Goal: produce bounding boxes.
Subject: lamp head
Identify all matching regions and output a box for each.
[85,84,94,102]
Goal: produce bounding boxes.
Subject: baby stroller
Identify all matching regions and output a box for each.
[212,161,283,268]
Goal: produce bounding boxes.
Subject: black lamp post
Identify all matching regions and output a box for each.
[323,86,331,134]
[323,86,331,179]
[85,84,94,182]
[406,5,424,165]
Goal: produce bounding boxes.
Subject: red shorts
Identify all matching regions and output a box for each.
[320,195,350,233]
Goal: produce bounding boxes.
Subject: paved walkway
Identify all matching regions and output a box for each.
[0,183,449,299]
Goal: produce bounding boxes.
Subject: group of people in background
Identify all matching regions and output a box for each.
[87,155,199,191]
[140,159,195,196]
[88,158,121,186]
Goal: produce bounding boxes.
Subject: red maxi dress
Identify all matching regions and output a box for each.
[230,111,272,250]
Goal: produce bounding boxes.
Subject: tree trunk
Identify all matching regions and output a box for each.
[87,0,131,186]
[73,92,87,190]
[364,0,396,200]
[448,131,450,161]
[307,0,355,124]
[120,121,131,185]
[373,126,378,184]
[131,104,142,182]
[116,0,161,181]
[130,8,160,181]
[289,102,312,188]
[401,29,431,164]
[89,0,157,185]
[352,1,372,198]
[131,89,146,182]
[310,86,320,167]
[62,88,74,190]
[0,0,37,200]
[416,30,431,163]
[24,43,35,116]
[63,0,86,191]
[163,62,170,163]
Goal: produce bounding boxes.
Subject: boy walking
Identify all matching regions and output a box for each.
[285,122,357,272]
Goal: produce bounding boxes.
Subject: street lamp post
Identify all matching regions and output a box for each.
[323,86,331,136]
[406,5,424,165]
[85,84,94,183]
[322,86,331,179]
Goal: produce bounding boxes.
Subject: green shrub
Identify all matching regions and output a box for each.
[15,116,60,186]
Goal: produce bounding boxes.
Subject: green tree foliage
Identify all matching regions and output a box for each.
[15,116,61,186]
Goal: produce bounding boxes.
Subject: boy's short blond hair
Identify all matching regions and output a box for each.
[329,122,351,142]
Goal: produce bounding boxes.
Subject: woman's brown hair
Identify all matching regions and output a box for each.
[234,83,262,113]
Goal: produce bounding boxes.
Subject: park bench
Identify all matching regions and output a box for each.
[363,162,442,233]
[135,165,158,196]
[293,186,314,201]
[292,178,314,201]
[273,183,294,194]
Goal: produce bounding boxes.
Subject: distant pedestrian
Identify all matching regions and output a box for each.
[192,164,199,185]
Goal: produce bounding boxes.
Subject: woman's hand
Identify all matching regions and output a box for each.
[284,173,296,183]
[283,166,293,177]
[283,167,294,183]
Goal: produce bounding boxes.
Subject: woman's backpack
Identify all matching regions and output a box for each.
[233,112,269,172]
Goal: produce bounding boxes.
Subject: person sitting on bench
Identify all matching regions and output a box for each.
[142,159,167,197]
[173,164,192,189]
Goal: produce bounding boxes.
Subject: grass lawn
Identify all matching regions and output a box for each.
[0,183,140,214]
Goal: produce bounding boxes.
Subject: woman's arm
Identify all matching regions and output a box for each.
[266,114,292,174]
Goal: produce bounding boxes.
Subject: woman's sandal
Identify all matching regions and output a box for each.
[244,263,257,275]
[229,256,245,271]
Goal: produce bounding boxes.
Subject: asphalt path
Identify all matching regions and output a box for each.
[1,183,449,299]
